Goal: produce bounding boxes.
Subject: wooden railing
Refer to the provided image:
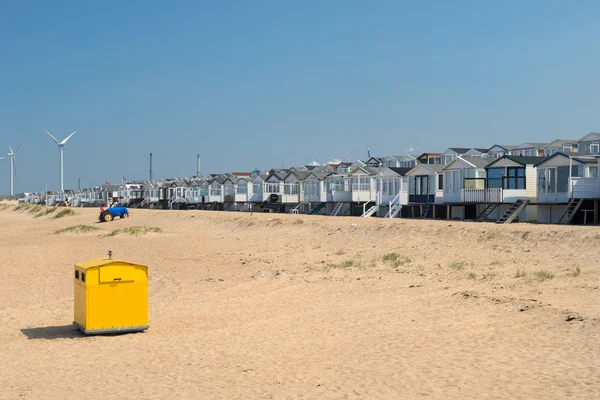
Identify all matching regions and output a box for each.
[461,188,503,203]
[570,177,598,199]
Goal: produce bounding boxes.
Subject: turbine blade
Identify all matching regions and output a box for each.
[41,126,60,145]
[9,146,13,154]
[60,131,76,145]
[14,144,22,153]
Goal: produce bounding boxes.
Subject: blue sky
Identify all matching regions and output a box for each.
[1,0,600,193]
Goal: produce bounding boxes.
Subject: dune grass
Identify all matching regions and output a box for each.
[33,207,57,218]
[15,203,43,213]
[103,226,162,237]
[467,272,477,280]
[54,208,76,219]
[382,252,411,267]
[514,270,527,278]
[0,203,12,212]
[55,225,99,235]
[328,259,361,269]
[450,261,466,270]
[533,270,554,282]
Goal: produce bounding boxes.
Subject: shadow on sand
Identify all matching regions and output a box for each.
[21,325,84,340]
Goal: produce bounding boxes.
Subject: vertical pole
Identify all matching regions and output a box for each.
[197,154,201,176]
[595,199,599,225]
[569,157,573,198]
[150,153,153,181]
[10,156,14,195]
[60,147,64,192]
[78,177,81,190]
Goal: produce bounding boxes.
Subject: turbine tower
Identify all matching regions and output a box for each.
[6,145,21,196]
[42,126,76,191]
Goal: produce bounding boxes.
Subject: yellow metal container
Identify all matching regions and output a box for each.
[73,257,148,335]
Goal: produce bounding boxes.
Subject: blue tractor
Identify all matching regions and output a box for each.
[99,204,130,222]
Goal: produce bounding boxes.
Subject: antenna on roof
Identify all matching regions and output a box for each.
[493,120,496,136]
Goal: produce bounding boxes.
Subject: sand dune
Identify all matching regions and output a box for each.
[0,203,598,399]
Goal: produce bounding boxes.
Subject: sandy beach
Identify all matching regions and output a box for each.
[0,203,598,399]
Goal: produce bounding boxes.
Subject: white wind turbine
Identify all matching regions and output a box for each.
[6,145,21,195]
[42,126,76,191]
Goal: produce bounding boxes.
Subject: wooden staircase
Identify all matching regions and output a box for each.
[474,204,499,222]
[419,202,432,219]
[362,204,378,217]
[557,198,583,225]
[384,194,402,218]
[496,199,529,224]
[331,202,344,216]
[309,202,326,215]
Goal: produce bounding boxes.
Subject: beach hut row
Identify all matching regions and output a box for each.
[20,134,600,225]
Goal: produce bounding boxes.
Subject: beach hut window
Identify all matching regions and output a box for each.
[438,175,443,190]
[265,183,280,193]
[557,167,569,193]
[591,143,600,154]
[359,177,370,191]
[487,168,503,189]
[236,182,248,194]
[538,170,547,193]
[81,272,86,283]
[305,181,316,196]
[464,178,485,190]
[588,166,598,178]
[284,182,299,195]
[75,270,79,279]
[547,169,556,193]
[224,184,234,195]
[505,167,525,190]
[570,165,583,178]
